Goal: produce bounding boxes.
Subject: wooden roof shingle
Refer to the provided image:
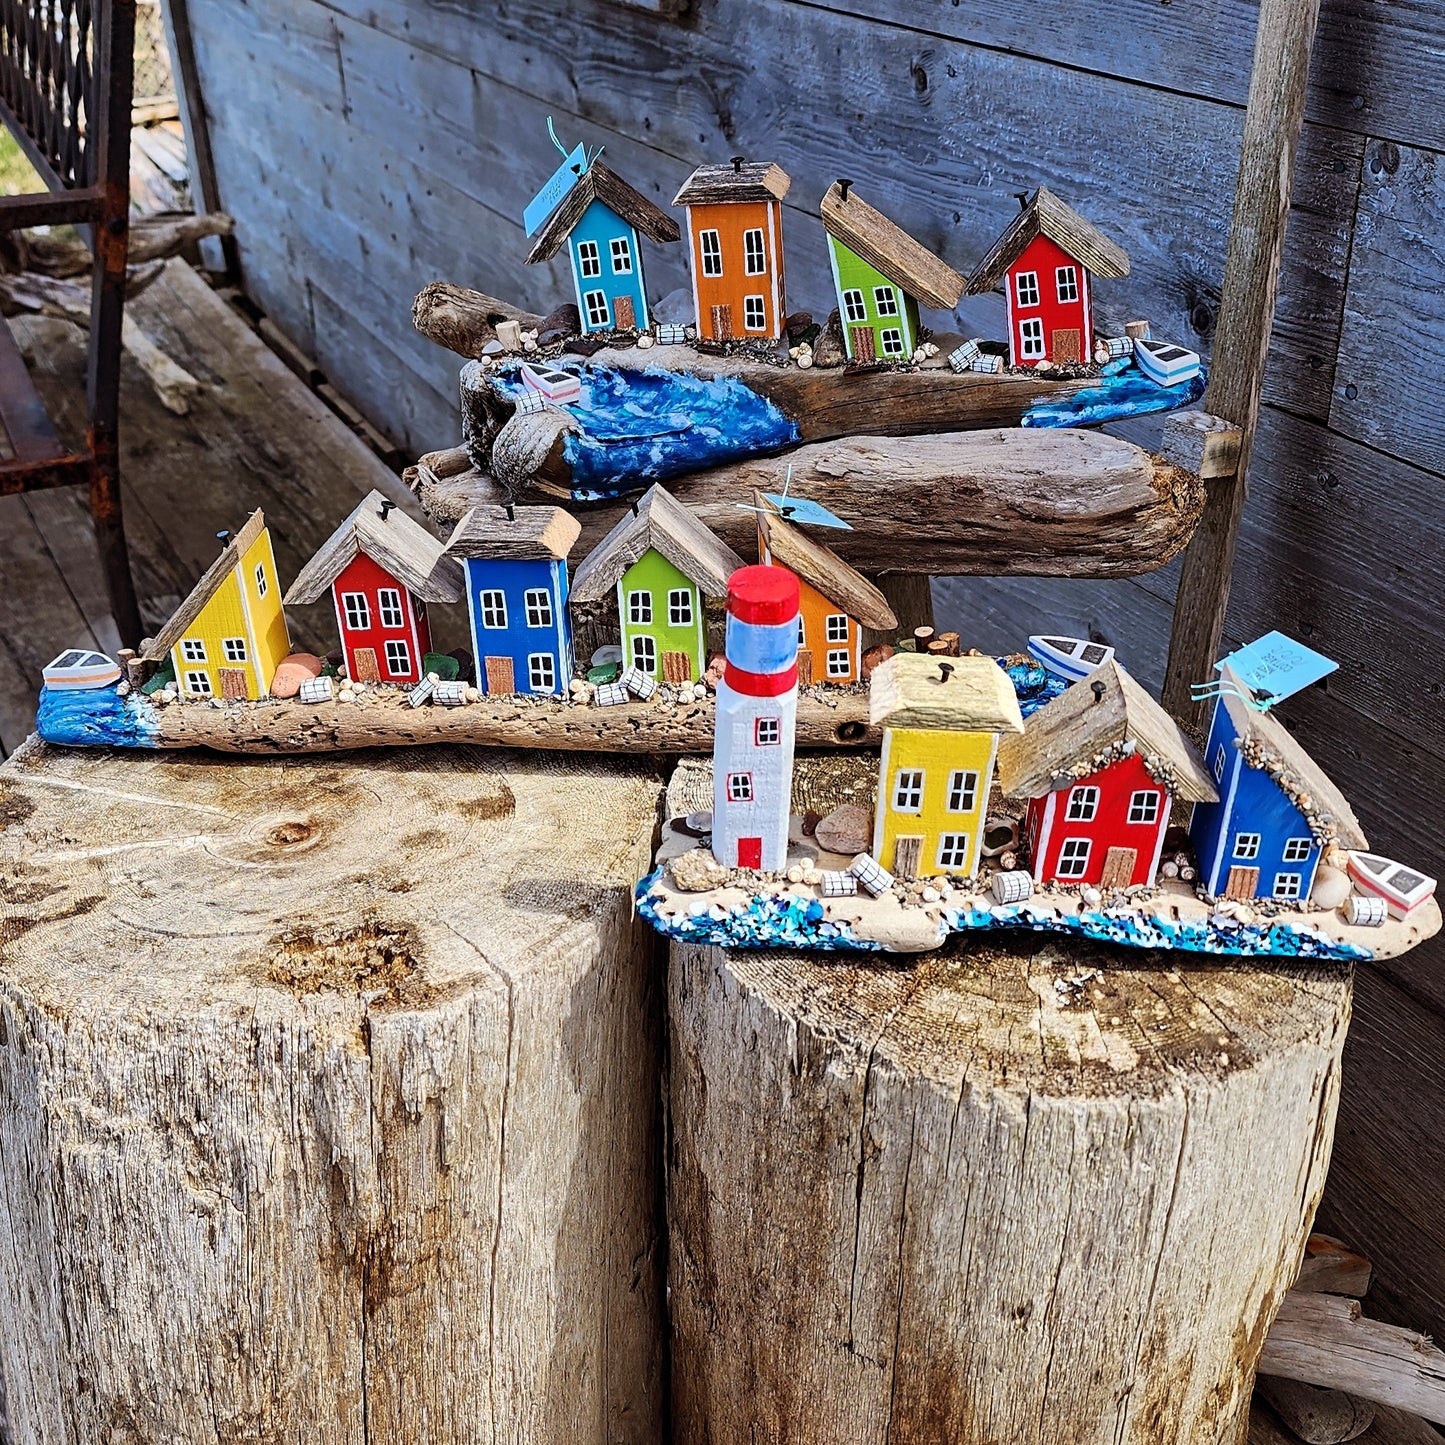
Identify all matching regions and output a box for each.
[966,186,1131,295]
[443,504,582,563]
[526,162,681,265]
[672,160,791,207]
[756,498,897,631]
[142,510,268,661]
[819,182,965,312]
[870,653,1025,734]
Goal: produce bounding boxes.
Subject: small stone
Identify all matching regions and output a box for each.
[116,680,131,696]
[1161,860,1180,878]
[671,848,729,892]
[1081,887,1103,907]
[921,886,940,903]
[861,643,894,681]
[685,811,713,834]
[815,804,872,856]
[464,686,480,703]
[692,683,707,700]
[351,681,366,693]
[636,333,656,349]
[1310,862,1352,911]
[803,870,823,887]
[269,652,324,699]
[1235,906,1257,924]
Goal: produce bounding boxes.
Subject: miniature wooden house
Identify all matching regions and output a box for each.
[869,653,1025,879]
[524,161,681,334]
[819,181,965,363]
[965,187,1130,367]
[140,510,291,700]
[570,484,744,684]
[672,158,791,343]
[443,504,582,696]
[283,490,464,685]
[996,661,1217,890]
[1189,666,1367,902]
[755,499,897,684]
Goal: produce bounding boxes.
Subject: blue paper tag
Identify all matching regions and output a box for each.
[758,492,853,530]
[524,143,589,236]
[1217,631,1338,705]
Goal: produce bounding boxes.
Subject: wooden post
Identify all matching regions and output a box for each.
[668,940,1351,1444]
[1161,0,1324,723]
[872,573,934,641]
[0,739,666,1443]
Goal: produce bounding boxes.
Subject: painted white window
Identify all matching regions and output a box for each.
[1234,832,1261,861]
[755,716,781,746]
[180,638,207,663]
[524,588,553,628]
[384,640,412,676]
[743,228,766,275]
[842,288,868,323]
[937,833,971,870]
[221,638,248,663]
[743,295,767,331]
[184,669,212,696]
[1274,872,1303,900]
[699,229,723,277]
[1128,790,1161,825]
[609,237,633,274]
[879,327,906,356]
[946,770,980,814]
[528,653,556,691]
[1014,270,1040,307]
[627,589,652,625]
[1066,785,1099,822]
[1055,265,1079,303]
[583,290,610,328]
[1283,837,1312,862]
[726,771,754,803]
[254,563,269,597]
[1058,838,1092,878]
[668,588,694,626]
[577,240,601,278]
[826,648,851,677]
[632,635,657,674]
[893,769,925,813]
[1019,318,1046,359]
[377,588,405,628]
[825,614,849,643]
[342,591,371,631]
[873,285,900,317]
[1213,743,1227,780]
[479,590,507,629]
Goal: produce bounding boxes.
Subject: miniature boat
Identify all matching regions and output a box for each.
[1134,336,1202,388]
[41,649,121,690]
[1027,635,1115,683]
[518,361,582,404]
[1346,851,1438,919]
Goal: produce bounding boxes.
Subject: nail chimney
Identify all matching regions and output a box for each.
[937,662,955,685]
[837,178,853,202]
[1091,679,1107,704]
[378,498,396,521]
[215,529,230,548]
[1014,190,1031,210]
[731,155,745,173]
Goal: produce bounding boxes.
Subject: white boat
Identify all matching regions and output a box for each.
[519,361,582,404]
[1134,336,1202,388]
[42,649,122,690]
[1346,851,1437,919]
[1027,635,1116,683]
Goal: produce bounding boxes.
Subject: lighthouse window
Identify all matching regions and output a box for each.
[1056,265,1079,303]
[893,769,924,813]
[668,589,693,626]
[825,614,849,643]
[826,649,851,677]
[1014,271,1040,308]
[755,717,781,746]
[726,772,754,803]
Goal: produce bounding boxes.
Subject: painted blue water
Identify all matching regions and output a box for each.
[36,684,159,748]
[998,655,1069,718]
[495,363,800,501]
[1022,363,1207,428]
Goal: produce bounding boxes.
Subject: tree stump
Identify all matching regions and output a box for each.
[0,738,667,1444]
[668,937,1353,1445]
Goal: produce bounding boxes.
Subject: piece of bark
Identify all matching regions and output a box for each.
[412,281,544,359]
[1257,1377,1378,1442]
[1296,1233,1374,1297]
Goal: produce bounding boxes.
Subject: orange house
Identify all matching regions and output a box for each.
[756,500,897,685]
[673,159,790,342]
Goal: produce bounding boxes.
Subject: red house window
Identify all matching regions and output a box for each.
[1055,266,1079,303]
[378,588,405,628]
[341,592,370,630]
[1014,271,1040,307]
[1128,790,1161,825]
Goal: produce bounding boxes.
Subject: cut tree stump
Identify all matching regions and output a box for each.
[668,939,1353,1445]
[0,737,666,1444]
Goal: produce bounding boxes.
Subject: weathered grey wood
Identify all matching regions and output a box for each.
[1253,1398,1445,1445]
[668,940,1352,1443]
[0,738,666,1444]
[1257,1375,1378,1443]
[1297,1235,1374,1297]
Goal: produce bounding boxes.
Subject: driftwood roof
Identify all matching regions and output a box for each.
[526,163,681,265]
[443,504,582,562]
[870,653,1025,734]
[142,510,268,661]
[966,186,1131,295]
[819,183,965,311]
[756,499,897,631]
[995,660,1217,803]
[570,484,745,604]
[284,491,464,605]
[673,161,791,207]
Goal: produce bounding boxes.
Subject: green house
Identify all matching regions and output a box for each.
[569,484,745,683]
[820,180,966,363]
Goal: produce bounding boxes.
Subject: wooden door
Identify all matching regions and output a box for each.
[893,834,924,878]
[796,649,814,686]
[1100,846,1137,889]
[710,303,733,341]
[1224,866,1260,900]
[219,668,249,700]
[484,655,515,695]
[614,295,636,329]
[849,325,875,362]
[353,648,380,683]
[1051,328,1082,363]
[662,651,692,683]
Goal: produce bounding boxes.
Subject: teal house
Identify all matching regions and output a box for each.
[820,180,965,362]
[525,161,681,334]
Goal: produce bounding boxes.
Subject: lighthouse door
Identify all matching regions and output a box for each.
[737,837,762,869]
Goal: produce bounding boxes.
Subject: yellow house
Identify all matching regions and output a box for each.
[869,653,1025,878]
[141,510,291,700]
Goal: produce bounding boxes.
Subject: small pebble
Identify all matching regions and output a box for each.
[1082,887,1103,906]
[921,886,940,903]
[636,333,656,349]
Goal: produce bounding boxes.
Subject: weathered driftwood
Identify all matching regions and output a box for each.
[0,737,666,1444]
[1256,1376,1377,1443]
[1251,1400,1443,1445]
[411,424,1208,579]
[1295,1233,1374,1297]
[668,936,1351,1443]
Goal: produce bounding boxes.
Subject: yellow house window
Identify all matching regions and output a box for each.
[254,562,269,597]
[937,834,971,869]
[946,770,980,812]
[184,670,212,696]
[893,769,924,812]
[180,638,206,663]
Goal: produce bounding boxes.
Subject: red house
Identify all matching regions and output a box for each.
[995,661,1216,890]
[283,490,464,684]
[965,187,1130,367]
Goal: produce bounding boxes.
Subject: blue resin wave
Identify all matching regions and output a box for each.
[1022,366,1207,428]
[36,684,159,748]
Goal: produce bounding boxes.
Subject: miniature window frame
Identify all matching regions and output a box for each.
[937,833,971,870]
[1128,790,1161,825]
[342,592,371,631]
[385,639,412,676]
[1058,838,1092,878]
[528,652,557,691]
[180,638,207,663]
[577,240,602,278]
[221,637,248,663]
[627,589,652,625]
[254,562,269,597]
[755,716,781,746]
[609,237,633,275]
[743,295,767,331]
[699,229,723,277]
[842,288,867,323]
[946,769,980,814]
[1282,836,1312,862]
[632,635,657,673]
[1234,832,1261,860]
[584,290,611,328]
[479,590,508,630]
[797,616,807,645]
[825,614,849,643]
[893,769,925,813]
[873,286,900,317]
[1273,871,1303,900]
[184,669,212,696]
[668,588,693,626]
[743,228,766,276]
[378,588,405,629]
[1213,744,1227,781]
[1014,270,1040,308]
[726,771,754,803]
[1055,265,1079,303]
[1018,318,1046,359]
[879,327,906,356]
[524,588,554,628]
[826,648,851,677]
[1065,786,1099,822]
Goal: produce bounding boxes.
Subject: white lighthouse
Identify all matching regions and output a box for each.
[712,564,800,872]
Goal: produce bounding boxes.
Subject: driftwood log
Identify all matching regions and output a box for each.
[667,938,1352,1444]
[1255,1376,1377,1443]
[0,738,666,1444]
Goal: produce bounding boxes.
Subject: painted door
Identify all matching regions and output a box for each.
[849,325,875,362]
[1052,328,1082,363]
[614,295,636,329]
[353,648,380,683]
[711,303,733,340]
[663,651,691,683]
[1101,846,1137,889]
[894,834,924,878]
[1225,866,1260,900]
[220,667,249,700]
[797,649,814,686]
[485,655,515,694]
[737,836,762,869]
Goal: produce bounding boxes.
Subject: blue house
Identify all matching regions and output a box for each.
[444,505,582,696]
[524,161,681,334]
[1189,666,1366,902]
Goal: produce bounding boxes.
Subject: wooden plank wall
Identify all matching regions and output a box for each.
[176,0,1445,1334]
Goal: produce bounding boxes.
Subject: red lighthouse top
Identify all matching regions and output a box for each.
[727,564,799,625]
